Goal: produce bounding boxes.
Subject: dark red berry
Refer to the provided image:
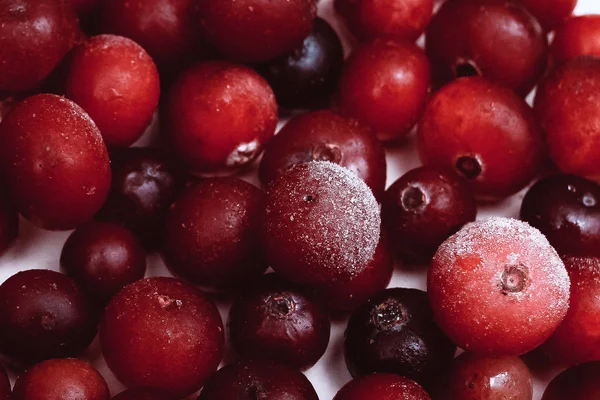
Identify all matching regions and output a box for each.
[112,387,177,400]
[258,110,386,200]
[542,362,600,400]
[162,178,267,292]
[381,166,477,264]
[334,374,430,400]
[264,161,381,286]
[429,218,570,355]
[0,186,18,255]
[522,0,577,31]
[344,288,456,388]
[551,16,600,65]
[228,274,330,370]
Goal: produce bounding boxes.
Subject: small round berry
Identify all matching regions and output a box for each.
[334,373,430,400]
[522,0,577,31]
[112,387,177,400]
[551,16,600,65]
[428,217,570,355]
[542,362,600,400]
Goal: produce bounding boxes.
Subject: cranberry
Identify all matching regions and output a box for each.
[60,222,147,304]
[334,374,430,400]
[542,362,600,400]
[442,353,533,399]
[100,277,224,396]
[196,0,317,63]
[417,77,545,199]
[264,162,381,286]
[65,34,160,148]
[0,364,10,400]
[335,0,433,42]
[162,178,267,292]
[522,0,577,31]
[337,39,430,142]
[198,360,319,400]
[258,18,344,111]
[0,269,98,367]
[258,110,387,200]
[0,0,80,92]
[228,274,330,370]
[425,0,547,96]
[97,147,185,248]
[12,358,109,400]
[163,61,278,175]
[112,388,177,400]
[534,57,600,180]
[381,166,477,264]
[0,94,111,230]
[344,288,456,387]
[551,16,600,65]
[0,187,18,255]
[429,217,570,355]
[520,174,600,257]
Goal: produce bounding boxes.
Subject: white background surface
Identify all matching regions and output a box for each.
[2,0,600,398]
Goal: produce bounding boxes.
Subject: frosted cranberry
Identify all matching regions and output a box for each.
[0,364,9,400]
[112,388,177,400]
[337,39,430,142]
[335,0,433,42]
[198,361,318,400]
[381,166,477,263]
[551,16,600,65]
[258,18,344,110]
[426,0,547,96]
[542,362,600,400]
[65,35,160,148]
[442,353,533,399]
[0,94,111,230]
[520,174,600,257]
[0,187,18,256]
[0,0,80,92]
[344,288,456,387]
[264,162,381,286]
[13,358,109,400]
[522,0,577,31]
[164,62,278,174]
[314,234,393,312]
[429,217,570,355]
[100,277,224,396]
[162,178,267,292]
[334,374,430,400]
[258,110,386,200]
[417,77,545,199]
[0,269,98,367]
[228,274,330,370]
[534,57,600,180]
[196,0,317,63]
[60,222,146,303]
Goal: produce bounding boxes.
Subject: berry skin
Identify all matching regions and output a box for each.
[333,373,431,400]
[522,0,577,31]
[542,362,600,400]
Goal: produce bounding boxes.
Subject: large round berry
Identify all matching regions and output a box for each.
[334,374,430,400]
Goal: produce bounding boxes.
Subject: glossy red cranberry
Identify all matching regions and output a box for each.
[344,288,456,388]
[228,274,330,370]
[551,16,600,65]
[0,364,10,400]
[314,233,393,312]
[337,39,430,142]
[335,0,433,42]
[442,353,533,399]
[198,360,319,400]
[100,0,208,73]
[0,269,98,367]
[65,34,160,148]
[520,174,600,257]
[258,110,386,200]
[264,162,381,286]
[0,0,80,92]
[100,277,224,396]
[334,374,430,400]
[429,217,570,355]
[112,388,177,400]
[258,18,344,110]
[534,57,600,180]
[542,362,600,400]
[13,358,109,400]
[522,0,577,31]
[162,178,267,292]
[61,222,147,303]
[417,77,545,199]
[426,0,547,96]
[97,147,185,249]
[381,166,477,264]
[164,61,278,174]
[0,94,111,230]
[196,0,317,63]
[0,187,18,256]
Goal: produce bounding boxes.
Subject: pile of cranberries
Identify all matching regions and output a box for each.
[1,0,600,398]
